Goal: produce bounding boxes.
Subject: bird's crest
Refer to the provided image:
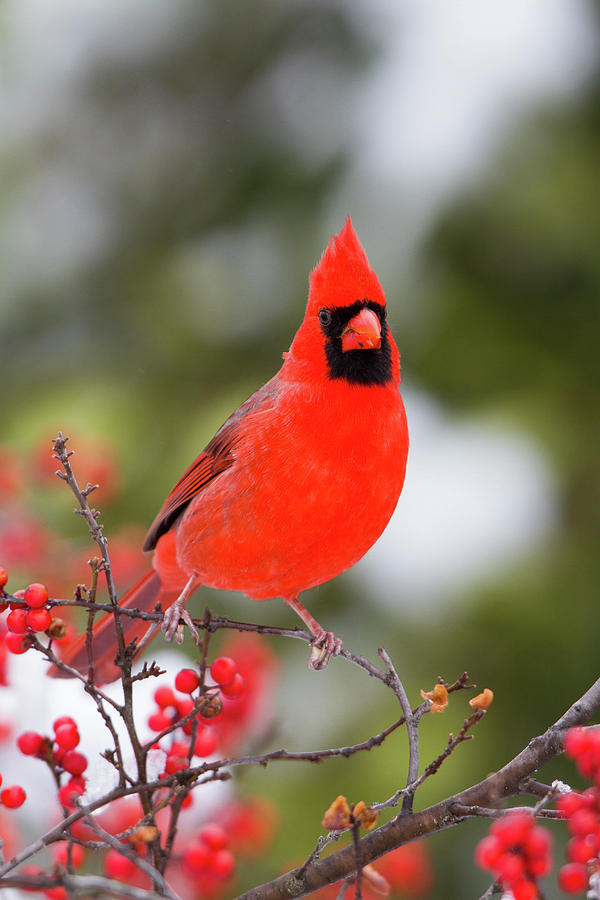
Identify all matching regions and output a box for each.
[307,217,386,315]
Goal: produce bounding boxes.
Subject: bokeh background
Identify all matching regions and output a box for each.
[1,1,600,897]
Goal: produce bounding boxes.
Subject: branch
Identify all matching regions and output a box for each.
[52,434,118,607]
[377,648,427,814]
[1,872,181,900]
[233,674,600,900]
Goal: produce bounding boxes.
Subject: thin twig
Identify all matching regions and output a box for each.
[82,817,182,900]
[351,821,362,900]
[52,435,118,608]
[477,884,502,900]
[377,648,425,814]
[1,872,182,900]
[296,833,346,880]
[449,803,562,820]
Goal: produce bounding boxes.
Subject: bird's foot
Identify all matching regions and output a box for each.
[308,630,343,670]
[161,600,200,646]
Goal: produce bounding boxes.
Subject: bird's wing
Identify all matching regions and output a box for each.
[142,380,278,552]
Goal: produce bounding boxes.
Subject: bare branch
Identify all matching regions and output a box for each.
[234,674,600,900]
[52,434,118,607]
[377,648,427,813]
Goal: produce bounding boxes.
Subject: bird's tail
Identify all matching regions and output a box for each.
[49,570,179,684]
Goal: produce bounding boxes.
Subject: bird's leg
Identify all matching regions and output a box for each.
[285,595,343,670]
[162,574,201,645]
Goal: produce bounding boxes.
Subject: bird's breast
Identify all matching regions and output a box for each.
[176,382,408,599]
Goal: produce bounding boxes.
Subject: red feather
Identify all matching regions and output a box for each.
[143,381,277,552]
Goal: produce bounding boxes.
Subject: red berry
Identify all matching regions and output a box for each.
[567,728,600,772]
[17,731,45,756]
[220,673,245,699]
[104,849,136,879]
[7,608,29,634]
[558,792,588,818]
[23,583,49,609]
[54,724,80,751]
[210,657,237,686]
[491,812,533,847]
[175,668,199,694]
[170,740,190,757]
[586,731,600,765]
[211,848,235,878]
[61,751,87,776]
[44,888,67,900]
[568,808,598,837]
[558,862,589,894]
[25,608,51,632]
[528,854,552,878]
[474,835,504,871]
[69,775,86,791]
[154,686,175,708]
[177,695,195,715]
[53,717,77,732]
[183,842,212,871]
[200,823,227,851]
[512,877,539,900]
[576,752,597,780]
[1,785,26,808]
[5,632,29,654]
[194,728,218,758]
[496,851,526,883]
[0,567,8,591]
[148,711,173,733]
[58,779,85,809]
[567,833,599,864]
[524,825,552,859]
[181,793,193,809]
[565,727,592,758]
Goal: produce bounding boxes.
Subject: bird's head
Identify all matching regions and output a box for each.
[284,218,400,388]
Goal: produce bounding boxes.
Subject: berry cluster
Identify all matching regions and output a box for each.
[210,656,245,698]
[182,822,235,891]
[475,811,552,899]
[3,580,63,654]
[555,727,600,894]
[147,659,246,780]
[17,716,88,810]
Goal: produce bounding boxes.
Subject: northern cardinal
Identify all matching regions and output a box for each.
[54,218,408,682]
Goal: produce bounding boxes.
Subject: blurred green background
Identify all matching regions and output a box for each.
[1,0,600,896]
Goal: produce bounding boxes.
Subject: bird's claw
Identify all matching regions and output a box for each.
[161,603,200,645]
[308,630,342,670]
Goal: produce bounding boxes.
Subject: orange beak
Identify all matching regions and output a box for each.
[340,308,382,353]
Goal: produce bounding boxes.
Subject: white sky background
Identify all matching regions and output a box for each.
[1,0,599,849]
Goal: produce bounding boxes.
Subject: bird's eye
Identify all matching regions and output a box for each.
[318,309,332,327]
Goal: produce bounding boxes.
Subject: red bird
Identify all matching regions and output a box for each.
[56,219,409,682]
